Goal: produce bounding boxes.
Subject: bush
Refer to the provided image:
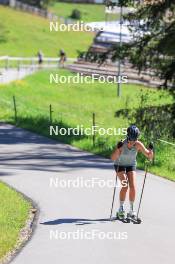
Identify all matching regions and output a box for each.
[70,9,81,20]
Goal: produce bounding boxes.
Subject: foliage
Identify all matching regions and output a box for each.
[98,1,175,95]
[123,0,175,94]
[70,9,81,20]
[115,91,175,141]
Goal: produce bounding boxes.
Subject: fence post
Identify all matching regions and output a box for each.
[13,96,17,124]
[49,104,53,124]
[92,112,96,147]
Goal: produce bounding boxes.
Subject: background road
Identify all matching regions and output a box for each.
[0,123,174,264]
[0,68,36,84]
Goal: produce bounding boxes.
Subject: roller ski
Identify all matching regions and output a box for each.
[116,207,129,223]
[126,211,141,224]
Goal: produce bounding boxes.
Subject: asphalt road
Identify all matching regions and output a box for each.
[0,68,36,84]
[0,123,174,264]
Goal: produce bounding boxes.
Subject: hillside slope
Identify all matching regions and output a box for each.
[0,6,93,57]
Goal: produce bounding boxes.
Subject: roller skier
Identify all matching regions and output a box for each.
[111,125,154,223]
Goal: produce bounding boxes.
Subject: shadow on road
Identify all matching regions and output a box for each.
[0,123,113,173]
[40,218,111,226]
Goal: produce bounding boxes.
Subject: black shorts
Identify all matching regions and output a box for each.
[114,165,136,173]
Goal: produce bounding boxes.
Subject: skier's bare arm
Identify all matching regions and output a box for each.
[111,141,123,161]
[111,147,121,161]
[136,141,153,160]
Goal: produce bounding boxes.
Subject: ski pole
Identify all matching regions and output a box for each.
[110,140,123,220]
[136,162,149,220]
[110,169,118,219]
[136,142,154,221]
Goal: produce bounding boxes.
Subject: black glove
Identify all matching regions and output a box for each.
[117,140,123,149]
[148,142,154,150]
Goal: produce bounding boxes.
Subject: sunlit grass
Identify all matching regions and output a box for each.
[0,182,31,260]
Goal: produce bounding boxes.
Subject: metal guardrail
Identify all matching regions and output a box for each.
[0,56,75,62]
[0,56,76,70]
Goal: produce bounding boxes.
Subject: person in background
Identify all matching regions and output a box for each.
[37,50,43,67]
[59,49,67,68]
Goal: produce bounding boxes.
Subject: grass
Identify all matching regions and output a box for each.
[0,181,31,261]
[0,68,174,180]
[49,2,118,22]
[0,6,93,57]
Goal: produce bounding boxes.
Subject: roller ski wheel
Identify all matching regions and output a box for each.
[126,213,142,224]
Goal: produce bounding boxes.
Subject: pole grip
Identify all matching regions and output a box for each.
[148,142,154,150]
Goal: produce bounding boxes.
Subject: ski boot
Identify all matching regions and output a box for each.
[127,211,141,224]
[116,207,128,222]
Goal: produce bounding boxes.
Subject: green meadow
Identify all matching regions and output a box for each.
[0,6,93,57]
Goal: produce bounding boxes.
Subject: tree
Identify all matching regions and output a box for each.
[101,0,175,95]
[102,0,175,139]
[125,0,175,93]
